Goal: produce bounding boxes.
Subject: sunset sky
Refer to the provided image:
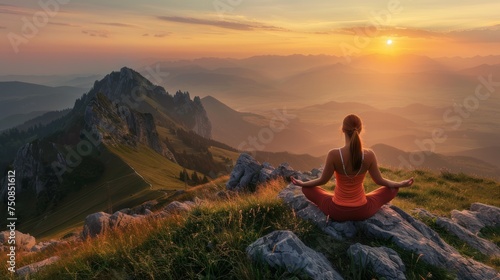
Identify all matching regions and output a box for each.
[1,0,499,75]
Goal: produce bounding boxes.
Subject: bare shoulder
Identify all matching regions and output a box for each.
[363,148,376,164]
[326,149,339,160]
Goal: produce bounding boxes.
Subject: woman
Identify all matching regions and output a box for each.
[291,114,414,222]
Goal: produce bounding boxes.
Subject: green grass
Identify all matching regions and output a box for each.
[107,143,194,191]
[2,168,499,279]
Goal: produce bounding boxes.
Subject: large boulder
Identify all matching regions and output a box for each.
[82,212,112,239]
[247,230,343,280]
[355,205,500,280]
[226,153,262,192]
[347,243,406,280]
[278,184,357,240]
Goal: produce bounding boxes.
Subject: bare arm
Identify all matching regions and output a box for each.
[291,150,336,188]
[368,150,414,188]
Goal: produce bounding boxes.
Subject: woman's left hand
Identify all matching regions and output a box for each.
[290,176,304,186]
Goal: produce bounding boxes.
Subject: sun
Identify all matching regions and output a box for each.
[386,39,393,45]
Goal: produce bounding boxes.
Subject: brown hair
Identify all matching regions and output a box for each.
[342,114,363,170]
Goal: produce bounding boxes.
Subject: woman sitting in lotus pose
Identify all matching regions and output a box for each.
[291,114,414,221]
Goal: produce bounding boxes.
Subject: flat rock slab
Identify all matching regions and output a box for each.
[247,230,344,280]
[415,208,500,257]
[355,205,500,280]
[278,184,357,240]
[17,256,60,276]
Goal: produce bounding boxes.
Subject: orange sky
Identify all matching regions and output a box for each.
[1,1,499,74]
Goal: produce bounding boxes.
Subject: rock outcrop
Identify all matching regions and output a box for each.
[83,199,202,238]
[0,141,65,200]
[451,203,500,234]
[90,67,212,139]
[355,205,499,280]
[414,208,500,257]
[278,184,357,240]
[226,153,308,192]
[0,231,36,252]
[277,183,500,280]
[347,243,406,280]
[226,153,263,192]
[82,211,140,239]
[246,230,344,280]
[84,92,173,160]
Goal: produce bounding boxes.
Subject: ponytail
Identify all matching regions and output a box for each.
[350,130,363,170]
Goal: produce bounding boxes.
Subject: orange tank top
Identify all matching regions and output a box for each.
[332,149,368,207]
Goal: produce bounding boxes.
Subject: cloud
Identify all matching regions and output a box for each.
[154,32,170,37]
[325,24,500,43]
[329,26,442,39]
[97,22,137,28]
[0,26,6,29]
[82,29,109,38]
[49,22,81,27]
[157,16,286,31]
[142,32,170,38]
[448,25,500,42]
[0,5,32,16]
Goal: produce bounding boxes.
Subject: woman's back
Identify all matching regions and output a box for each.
[332,148,368,206]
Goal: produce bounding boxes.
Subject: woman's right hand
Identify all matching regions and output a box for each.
[398,177,414,188]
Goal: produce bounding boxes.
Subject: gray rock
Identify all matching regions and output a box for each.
[451,203,500,234]
[163,201,193,214]
[82,212,112,239]
[415,208,500,257]
[247,230,344,280]
[226,153,262,192]
[17,256,60,276]
[311,168,323,177]
[347,243,406,280]
[270,162,302,181]
[0,231,36,252]
[451,209,485,234]
[471,203,500,227]
[0,142,66,200]
[109,211,138,228]
[259,162,275,183]
[278,184,357,240]
[82,211,140,239]
[355,205,500,280]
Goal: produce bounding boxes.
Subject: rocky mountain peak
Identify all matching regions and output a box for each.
[88,67,211,139]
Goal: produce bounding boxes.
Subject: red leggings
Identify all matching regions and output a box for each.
[301,186,398,222]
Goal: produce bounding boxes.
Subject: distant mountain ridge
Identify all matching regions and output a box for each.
[0,81,84,119]
[372,143,500,180]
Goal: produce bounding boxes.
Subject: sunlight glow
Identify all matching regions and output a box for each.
[387,39,393,45]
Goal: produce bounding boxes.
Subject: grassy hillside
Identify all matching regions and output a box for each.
[5,147,166,240]
[107,143,192,191]
[3,167,499,279]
